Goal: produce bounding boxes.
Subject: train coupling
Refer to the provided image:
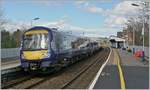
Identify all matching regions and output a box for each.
[30,63,38,70]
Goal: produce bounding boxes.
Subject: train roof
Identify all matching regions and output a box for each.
[25,26,77,37]
[28,26,58,31]
[26,26,87,38]
[27,26,72,33]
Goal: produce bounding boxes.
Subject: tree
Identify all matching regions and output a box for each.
[0,7,6,29]
[126,15,149,46]
[1,30,11,48]
[125,1,149,46]
[13,29,23,47]
[1,29,22,48]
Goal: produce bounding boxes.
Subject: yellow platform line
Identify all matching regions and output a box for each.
[115,49,126,90]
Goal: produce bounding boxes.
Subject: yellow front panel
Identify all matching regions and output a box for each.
[23,50,48,60]
[25,30,48,35]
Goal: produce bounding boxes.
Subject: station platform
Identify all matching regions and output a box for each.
[1,57,20,70]
[118,49,149,66]
[93,48,149,89]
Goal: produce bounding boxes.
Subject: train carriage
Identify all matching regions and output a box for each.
[21,26,84,72]
[20,26,100,73]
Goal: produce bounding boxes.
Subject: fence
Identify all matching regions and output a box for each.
[1,48,20,59]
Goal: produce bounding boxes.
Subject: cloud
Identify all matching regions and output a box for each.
[3,21,31,32]
[109,1,140,16]
[84,6,104,14]
[41,20,118,37]
[4,1,139,37]
[76,0,88,5]
[104,1,141,28]
[75,1,143,37]
[3,0,71,7]
[75,0,104,14]
[4,17,118,37]
[29,0,69,6]
[77,1,141,28]
[104,15,127,28]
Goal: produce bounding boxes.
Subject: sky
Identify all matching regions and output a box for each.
[1,0,141,37]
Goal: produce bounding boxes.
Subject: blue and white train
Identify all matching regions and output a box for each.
[20,26,100,73]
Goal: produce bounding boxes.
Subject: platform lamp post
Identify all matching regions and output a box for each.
[131,3,146,61]
[31,17,40,27]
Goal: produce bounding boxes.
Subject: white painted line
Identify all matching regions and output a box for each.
[1,63,21,70]
[1,66,21,75]
[2,60,20,65]
[88,47,112,89]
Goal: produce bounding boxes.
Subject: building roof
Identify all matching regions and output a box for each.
[109,36,125,42]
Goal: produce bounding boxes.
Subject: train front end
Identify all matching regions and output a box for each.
[20,27,54,72]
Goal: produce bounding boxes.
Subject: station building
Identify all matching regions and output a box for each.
[109,36,126,48]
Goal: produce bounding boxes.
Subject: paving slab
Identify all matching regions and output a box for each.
[93,48,149,89]
[93,65,120,89]
[122,65,149,89]
[117,49,149,89]
[118,49,149,67]
[1,59,20,70]
[94,48,120,89]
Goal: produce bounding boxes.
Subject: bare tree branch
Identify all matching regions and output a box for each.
[0,6,7,29]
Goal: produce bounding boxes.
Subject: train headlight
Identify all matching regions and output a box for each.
[21,54,25,59]
[43,52,51,58]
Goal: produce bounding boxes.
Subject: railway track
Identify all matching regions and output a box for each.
[61,47,110,89]
[2,71,35,89]
[2,47,110,89]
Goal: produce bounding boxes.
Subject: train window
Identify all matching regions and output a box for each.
[41,34,48,49]
[23,33,48,50]
[51,32,57,52]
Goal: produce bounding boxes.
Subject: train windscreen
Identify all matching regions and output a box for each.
[23,33,48,50]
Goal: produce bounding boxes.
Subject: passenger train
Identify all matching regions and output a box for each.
[20,26,100,73]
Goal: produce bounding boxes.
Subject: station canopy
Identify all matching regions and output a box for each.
[109,36,125,42]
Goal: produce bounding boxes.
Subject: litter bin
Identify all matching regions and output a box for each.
[133,48,135,54]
